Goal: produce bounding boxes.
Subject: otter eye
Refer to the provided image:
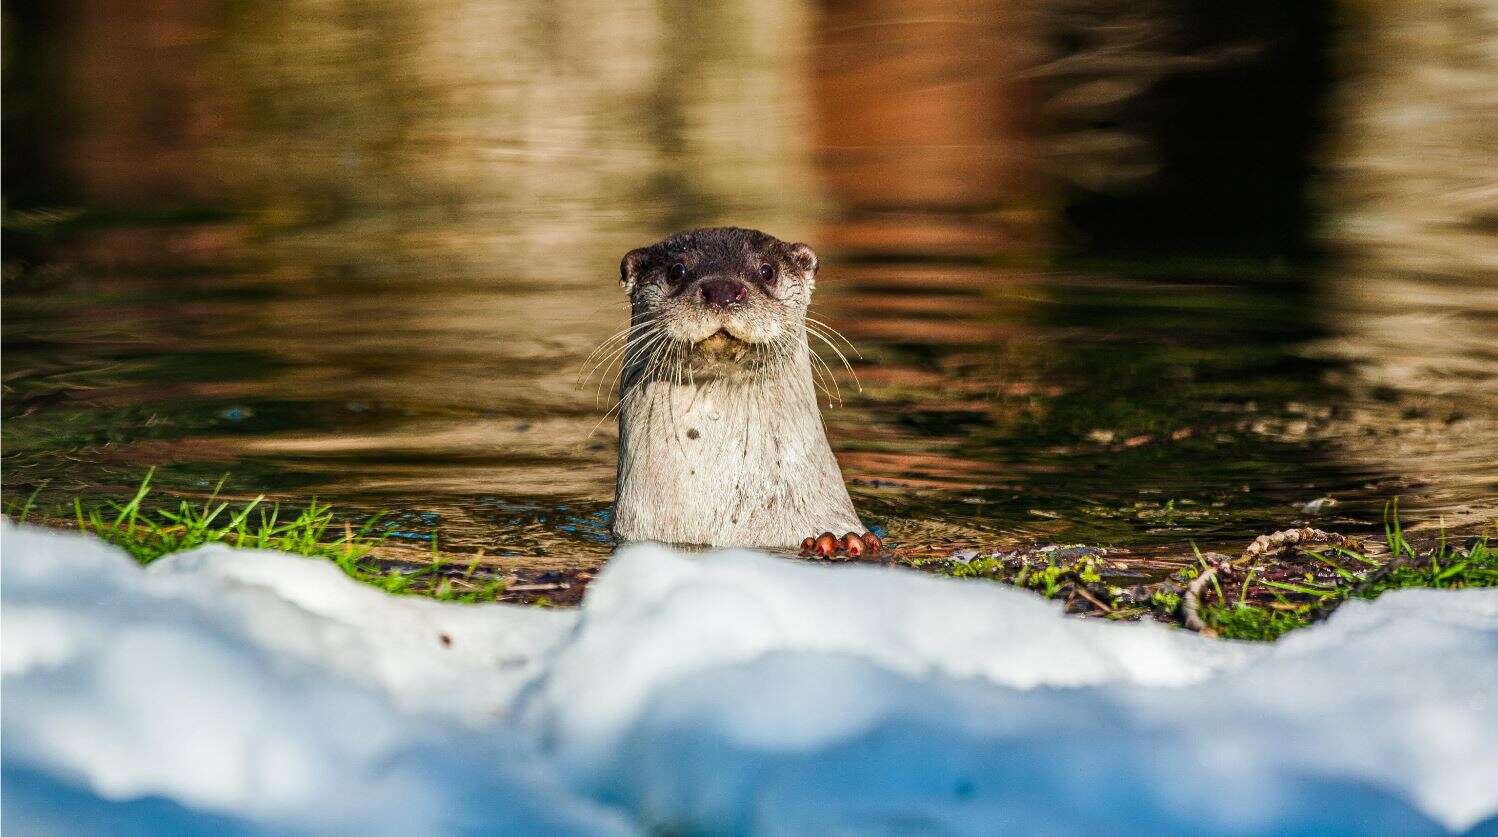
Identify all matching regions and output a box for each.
[758,264,776,284]
[668,263,688,284]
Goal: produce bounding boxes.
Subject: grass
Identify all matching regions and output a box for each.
[7,470,510,604]
[1196,506,1496,640]
[8,474,1495,637]
[947,546,1105,600]
[1196,605,1311,642]
[927,501,1496,641]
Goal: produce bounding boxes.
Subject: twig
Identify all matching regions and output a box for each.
[1072,583,1114,614]
[1242,527,1359,562]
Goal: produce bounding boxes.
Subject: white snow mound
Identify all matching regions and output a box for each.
[3,521,1496,835]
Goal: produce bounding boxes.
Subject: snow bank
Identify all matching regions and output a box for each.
[4,522,1496,835]
[0,523,622,836]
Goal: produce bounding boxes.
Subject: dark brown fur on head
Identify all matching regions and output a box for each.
[620,227,817,299]
[619,229,818,367]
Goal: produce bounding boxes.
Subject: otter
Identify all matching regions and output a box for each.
[609,227,881,558]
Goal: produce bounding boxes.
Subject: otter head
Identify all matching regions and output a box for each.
[619,227,818,378]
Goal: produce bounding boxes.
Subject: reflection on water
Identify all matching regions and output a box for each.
[7,255,1492,563]
[1311,0,1498,535]
[3,0,1495,568]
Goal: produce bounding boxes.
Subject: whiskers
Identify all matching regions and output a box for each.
[578,319,659,397]
[579,311,866,440]
[579,317,673,439]
[803,313,863,404]
[753,313,863,407]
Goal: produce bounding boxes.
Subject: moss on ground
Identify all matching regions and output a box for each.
[8,473,1494,640]
[921,505,1495,641]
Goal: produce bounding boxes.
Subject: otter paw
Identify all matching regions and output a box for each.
[800,532,840,558]
[800,531,884,559]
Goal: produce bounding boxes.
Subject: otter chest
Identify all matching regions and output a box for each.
[646,388,811,484]
[613,376,860,546]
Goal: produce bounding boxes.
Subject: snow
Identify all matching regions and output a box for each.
[4,521,1497,835]
[1,523,624,836]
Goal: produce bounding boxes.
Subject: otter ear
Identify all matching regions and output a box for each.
[787,242,818,278]
[619,248,650,295]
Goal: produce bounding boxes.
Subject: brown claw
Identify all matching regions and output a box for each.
[813,532,839,558]
[861,532,883,553]
[842,532,865,558]
[800,536,817,556]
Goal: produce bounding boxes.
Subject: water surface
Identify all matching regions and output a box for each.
[4,0,1494,570]
[6,228,1494,567]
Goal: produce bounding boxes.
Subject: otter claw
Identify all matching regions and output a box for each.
[799,530,885,559]
[842,532,866,557]
[798,532,840,558]
[813,532,840,557]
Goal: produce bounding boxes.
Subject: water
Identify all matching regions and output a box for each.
[4,0,1495,570]
[6,233,1494,567]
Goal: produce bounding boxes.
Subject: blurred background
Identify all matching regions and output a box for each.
[3,0,1495,565]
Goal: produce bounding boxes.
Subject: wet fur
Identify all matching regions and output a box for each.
[611,228,866,548]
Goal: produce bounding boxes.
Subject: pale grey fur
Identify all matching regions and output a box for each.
[610,228,866,548]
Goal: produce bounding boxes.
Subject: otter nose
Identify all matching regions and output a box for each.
[699,279,747,309]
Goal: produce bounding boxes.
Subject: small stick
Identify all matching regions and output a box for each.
[1073,584,1114,614]
[1242,527,1357,562]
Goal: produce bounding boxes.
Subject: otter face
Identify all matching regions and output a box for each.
[619,227,818,371]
